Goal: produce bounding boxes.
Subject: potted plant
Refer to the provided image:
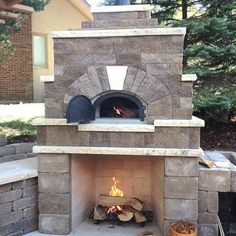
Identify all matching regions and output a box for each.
[170,221,197,236]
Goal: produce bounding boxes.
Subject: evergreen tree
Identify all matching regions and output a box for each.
[102,0,236,94]
[0,0,50,61]
[144,0,236,94]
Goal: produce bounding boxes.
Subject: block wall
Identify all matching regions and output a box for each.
[0,178,38,236]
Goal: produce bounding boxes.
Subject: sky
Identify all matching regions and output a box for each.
[87,0,102,7]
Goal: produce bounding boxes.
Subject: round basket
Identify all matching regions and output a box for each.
[170,221,197,236]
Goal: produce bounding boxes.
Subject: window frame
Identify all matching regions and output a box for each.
[32,32,48,69]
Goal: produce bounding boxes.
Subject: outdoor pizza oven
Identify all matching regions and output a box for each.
[33,3,205,236]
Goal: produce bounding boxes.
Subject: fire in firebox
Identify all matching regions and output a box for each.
[92,177,153,225]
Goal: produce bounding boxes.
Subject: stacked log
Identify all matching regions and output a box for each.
[93,195,147,224]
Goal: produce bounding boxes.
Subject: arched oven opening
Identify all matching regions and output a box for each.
[93,93,146,121]
[66,92,146,123]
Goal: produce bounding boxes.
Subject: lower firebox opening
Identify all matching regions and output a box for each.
[71,155,165,235]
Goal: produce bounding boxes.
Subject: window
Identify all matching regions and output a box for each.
[33,34,47,68]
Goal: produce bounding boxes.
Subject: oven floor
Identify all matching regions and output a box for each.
[25,219,162,236]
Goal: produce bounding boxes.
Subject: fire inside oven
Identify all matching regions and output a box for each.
[100,96,139,119]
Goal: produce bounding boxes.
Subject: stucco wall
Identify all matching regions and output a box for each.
[32,0,92,102]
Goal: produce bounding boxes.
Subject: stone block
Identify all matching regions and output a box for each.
[93,53,116,65]
[39,173,70,194]
[13,217,38,233]
[89,132,111,147]
[231,170,236,192]
[12,178,37,189]
[146,63,168,76]
[3,153,27,162]
[54,43,66,55]
[13,197,37,211]
[180,97,192,109]
[39,214,71,235]
[116,53,140,65]
[114,38,139,54]
[0,210,23,227]
[0,189,22,204]
[198,212,218,224]
[141,53,166,64]
[38,154,70,173]
[10,143,34,154]
[0,224,14,235]
[165,157,199,177]
[0,183,12,193]
[0,135,7,147]
[166,53,183,64]
[165,199,198,221]
[23,185,38,198]
[189,128,201,149]
[39,193,70,214]
[199,168,231,192]
[5,232,23,236]
[165,177,198,199]
[123,67,138,91]
[0,146,16,157]
[66,41,89,54]
[93,12,138,21]
[23,206,38,219]
[198,224,218,236]
[173,108,192,119]
[208,192,218,213]
[0,202,12,216]
[198,191,208,213]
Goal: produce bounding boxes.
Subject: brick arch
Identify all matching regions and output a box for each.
[64,66,173,120]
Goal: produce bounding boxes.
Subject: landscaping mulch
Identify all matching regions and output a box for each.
[200,119,236,150]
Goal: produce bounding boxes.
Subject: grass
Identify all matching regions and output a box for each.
[0,119,36,140]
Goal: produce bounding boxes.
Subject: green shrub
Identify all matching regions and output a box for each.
[0,120,36,139]
[193,92,236,121]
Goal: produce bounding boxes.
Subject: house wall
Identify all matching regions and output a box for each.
[32,0,92,102]
[0,17,33,103]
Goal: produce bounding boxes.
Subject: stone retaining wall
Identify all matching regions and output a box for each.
[0,136,35,163]
[198,152,236,236]
[0,178,38,236]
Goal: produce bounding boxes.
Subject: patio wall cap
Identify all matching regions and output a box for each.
[0,157,38,186]
[91,4,154,13]
[51,27,186,38]
[182,74,197,82]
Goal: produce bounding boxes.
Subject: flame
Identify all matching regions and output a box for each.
[113,106,122,116]
[109,177,124,197]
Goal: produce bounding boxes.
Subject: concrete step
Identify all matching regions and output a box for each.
[82,18,158,29]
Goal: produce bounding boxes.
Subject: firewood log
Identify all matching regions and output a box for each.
[97,195,144,211]
[94,206,107,221]
[117,210,134,222]
[134,211,147,224]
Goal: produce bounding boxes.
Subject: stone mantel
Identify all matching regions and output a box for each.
[51,27,186,38]
[33,146,203,157]
[33,116,204,130]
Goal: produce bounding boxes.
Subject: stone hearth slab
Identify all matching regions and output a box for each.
[33,146,203,157]
[25,220,162,236]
